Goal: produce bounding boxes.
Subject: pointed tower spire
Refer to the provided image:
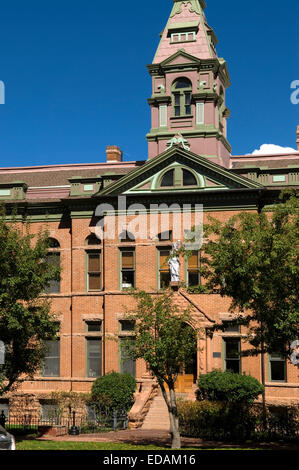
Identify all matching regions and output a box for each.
[146,0,232,167]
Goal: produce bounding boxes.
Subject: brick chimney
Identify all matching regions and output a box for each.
[106,145,123,162]
[297,126,299,151]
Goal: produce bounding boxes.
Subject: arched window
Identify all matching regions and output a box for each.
[172,78,192,117]
[182,169,197,186]
[45,238,60,294]
[119,230,135,242]
[157,230,173,242]
[159,167,199,189]
[48,237,60,249]
[85,233,101,246]
[160,170,174,187]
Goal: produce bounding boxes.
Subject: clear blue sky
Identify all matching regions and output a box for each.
[0,0,298,167]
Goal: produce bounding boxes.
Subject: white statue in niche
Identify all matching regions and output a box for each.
[168,242,181,282]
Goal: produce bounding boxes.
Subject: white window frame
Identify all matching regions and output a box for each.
[171,32,196,43]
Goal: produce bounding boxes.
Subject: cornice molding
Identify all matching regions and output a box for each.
[147,96,171,106]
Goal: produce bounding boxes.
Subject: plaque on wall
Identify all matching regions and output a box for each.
[213,352,221,358]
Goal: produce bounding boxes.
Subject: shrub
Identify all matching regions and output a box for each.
[197,370,264,403]
[91,372,136,413]
[177,401,299,442]
[177,400,257,441]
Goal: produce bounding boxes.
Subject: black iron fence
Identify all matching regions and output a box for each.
[0,409,128,434]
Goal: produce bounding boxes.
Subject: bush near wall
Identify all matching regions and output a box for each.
[177,400,257,441]
[177,401,299,442]
[196,370,264,403]
[91,372,137,413]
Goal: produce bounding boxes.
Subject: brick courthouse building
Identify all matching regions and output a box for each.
[0,0,298,420]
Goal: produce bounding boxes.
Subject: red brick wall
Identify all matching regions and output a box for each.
[9,211,298,406]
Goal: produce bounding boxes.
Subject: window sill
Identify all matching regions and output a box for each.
[170,40,196,44]
[265,381,292,387]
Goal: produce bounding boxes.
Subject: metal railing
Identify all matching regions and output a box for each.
[0,409,128,434]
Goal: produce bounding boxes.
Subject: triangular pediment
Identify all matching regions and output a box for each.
[94,147,263,198]
[160,50,201,67]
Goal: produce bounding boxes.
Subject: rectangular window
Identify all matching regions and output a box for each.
[121,250,135,289]
[0,189,11,197]
[42,340,60,377]
[196,102,205,124]
[83,184,94,192]
[185,92,191,115]
[170,32,195,43]
[40,401,59,423]
[86,321,102,333]
[120,320,135,332]
[269,353,286,382]
[87,251,101,291]
[86,338,102,378]
[187,251,200,286]
[174,93,180,116]
[119,337,136,377]
[45,253,60,294]
[273,174,286,183]
[159,249,171,289]
[223,338,241,374]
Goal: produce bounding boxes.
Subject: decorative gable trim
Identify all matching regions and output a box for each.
[94,147,264,198]
[160,49,201,67]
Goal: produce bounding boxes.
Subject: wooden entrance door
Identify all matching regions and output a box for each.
[175,372,195,393]
[174,349,197,393]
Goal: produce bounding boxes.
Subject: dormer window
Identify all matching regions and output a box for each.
[171,32,195,43]
[167,21,199,44]
[172,78,192,117]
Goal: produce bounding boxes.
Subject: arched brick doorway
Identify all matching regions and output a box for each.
[174,323,198,394]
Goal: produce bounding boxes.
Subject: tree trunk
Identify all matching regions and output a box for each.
[260,321,267,430]
[169,386,181,449]
[260,343,267,430]
[159,381,181,449]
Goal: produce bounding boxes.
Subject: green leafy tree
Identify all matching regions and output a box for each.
[0,216,60,395]
[198,192,298,358]
[124,289,198,449]
[192,191,298,412]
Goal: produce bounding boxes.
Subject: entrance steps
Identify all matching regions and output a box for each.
[141,391,188,430]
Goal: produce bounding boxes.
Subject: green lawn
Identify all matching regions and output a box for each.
[16,439,266,451]
[16,439,169,451]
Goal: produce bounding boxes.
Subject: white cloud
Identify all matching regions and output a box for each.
[251,144,297,155]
